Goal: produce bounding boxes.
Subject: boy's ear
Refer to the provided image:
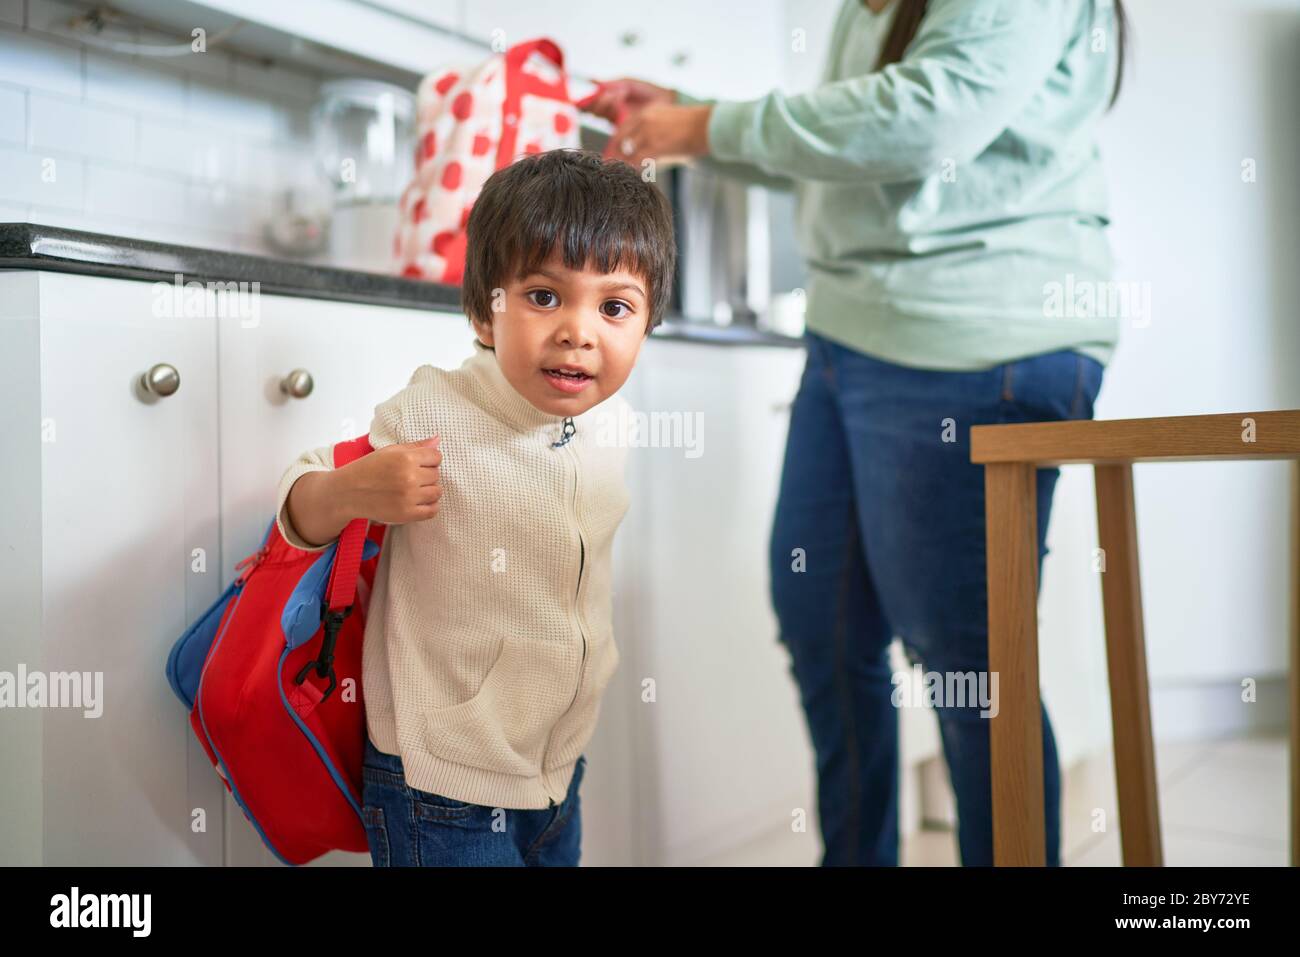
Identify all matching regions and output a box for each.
[471,316,495,348]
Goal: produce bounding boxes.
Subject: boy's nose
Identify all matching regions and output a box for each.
[554,312,598,348]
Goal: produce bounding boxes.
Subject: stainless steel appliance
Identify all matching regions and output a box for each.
[666,163,806,336]
[312,79,416,273]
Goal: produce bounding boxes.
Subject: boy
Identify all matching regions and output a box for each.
[275,149,675,866]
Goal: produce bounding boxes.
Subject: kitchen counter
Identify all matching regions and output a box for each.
[0,223,803,350]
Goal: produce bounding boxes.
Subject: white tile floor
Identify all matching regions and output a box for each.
[699,731,1291,866]
[1060,732,1290,867]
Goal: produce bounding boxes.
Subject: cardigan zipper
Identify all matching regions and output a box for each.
[541,425,587,806]
[565,442,588,717]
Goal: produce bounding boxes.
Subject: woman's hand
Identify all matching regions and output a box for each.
[576,77,712,169]
[605,103,712,169]
[577,77,676,124]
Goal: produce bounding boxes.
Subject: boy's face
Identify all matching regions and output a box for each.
[474,251,648,417]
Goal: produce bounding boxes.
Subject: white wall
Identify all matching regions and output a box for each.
[0,0,327,252]
[1043,0,1300,757]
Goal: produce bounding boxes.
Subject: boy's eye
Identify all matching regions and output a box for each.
[523,289,633,318]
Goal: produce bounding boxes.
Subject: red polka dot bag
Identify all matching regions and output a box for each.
[394,37,582,284]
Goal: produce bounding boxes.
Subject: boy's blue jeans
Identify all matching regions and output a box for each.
[360,735,585,866]
[769,330,1105,866]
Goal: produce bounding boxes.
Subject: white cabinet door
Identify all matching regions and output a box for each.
[177,0,784,95]
[361,0,463,29]
[582,364,648,866]
[464,0,784,97]
[217,296,475,865]
[218,297,477,578]
[618,339,813,865]
[26,272,226,865]
[465,0,662,85]
[659,2,789,100]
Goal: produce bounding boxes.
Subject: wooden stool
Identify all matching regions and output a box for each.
[971,410,1300,866]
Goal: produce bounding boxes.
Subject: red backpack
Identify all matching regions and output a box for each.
[165,434,382,865]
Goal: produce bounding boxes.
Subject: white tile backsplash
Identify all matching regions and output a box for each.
[137,118,277,190]
[85,51,187,118]
[0,144,84,209]
[0,86,25,143]
[136,116,213,179]
[187,179,275,234]
[0,12,328,255]
[0,29,82,97]
[187,77,288,140]
[232,59,320,105]
[84,162,187,222]
[29,91,136,164]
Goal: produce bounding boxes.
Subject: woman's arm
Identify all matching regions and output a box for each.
[673,89,796,192]
[708,0,1076,184]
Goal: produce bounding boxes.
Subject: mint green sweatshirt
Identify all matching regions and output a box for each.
[676,0,1121,371]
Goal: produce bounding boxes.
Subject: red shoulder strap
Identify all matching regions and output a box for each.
[325,434,375,613]
[497,37,570,170]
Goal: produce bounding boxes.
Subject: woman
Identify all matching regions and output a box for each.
[581,0,1127,866]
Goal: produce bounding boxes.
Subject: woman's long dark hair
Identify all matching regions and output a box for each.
[873,0,1128,109]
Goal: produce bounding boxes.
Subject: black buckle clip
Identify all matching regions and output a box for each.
[293,598,352,702]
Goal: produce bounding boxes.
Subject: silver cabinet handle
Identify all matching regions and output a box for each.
[280,368,314,399]
[140,363,180,398]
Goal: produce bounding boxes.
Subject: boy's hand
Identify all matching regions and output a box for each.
[341,436,444,525]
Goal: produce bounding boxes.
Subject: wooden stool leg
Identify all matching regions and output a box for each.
[1290,459,1299,867]
[1095,464,1163,866]
[986,462,1045,866]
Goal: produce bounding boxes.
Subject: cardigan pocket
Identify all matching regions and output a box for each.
[423,637,553,777]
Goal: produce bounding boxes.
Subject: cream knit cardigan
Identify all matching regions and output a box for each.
[274,338,631,809]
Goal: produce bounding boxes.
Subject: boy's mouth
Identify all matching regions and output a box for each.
[542,366,595,394]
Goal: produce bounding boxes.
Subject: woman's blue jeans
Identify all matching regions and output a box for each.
[769,330,1105,866]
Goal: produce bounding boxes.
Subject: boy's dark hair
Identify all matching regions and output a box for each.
[461,149,676,333]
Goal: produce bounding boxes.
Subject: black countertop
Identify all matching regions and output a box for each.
[0,223,803,349]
